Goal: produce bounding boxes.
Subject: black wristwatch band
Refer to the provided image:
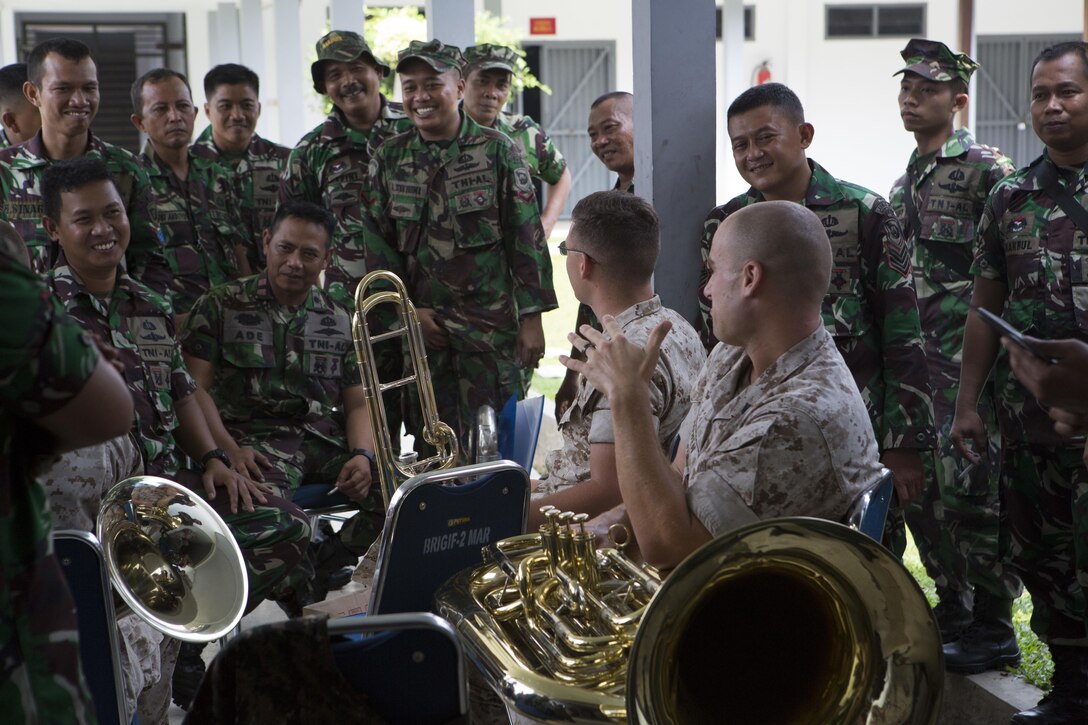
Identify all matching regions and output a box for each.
[351,448,378,475]
[200,448,232,470]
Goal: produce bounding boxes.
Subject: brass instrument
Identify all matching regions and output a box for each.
[97,476,248,643]
[437,514,943,723]
[352,270,458,507]
[473,404,500,463]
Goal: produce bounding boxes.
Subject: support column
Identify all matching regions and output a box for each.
[273,0,306,146]
[718,0,745,200]
[239,0,265,79]
[330,0,365,34]
[631,0,717,325]
[213,2,241,66]
[426,0,474,49]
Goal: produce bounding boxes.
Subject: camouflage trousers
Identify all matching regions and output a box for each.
[228,425,385,557]
[1002,441,1088,644]
[903,391,1020,603]
[407,347,522,465]
[148,465,311,616]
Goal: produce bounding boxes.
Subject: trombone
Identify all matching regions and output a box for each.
[352,270,458,508]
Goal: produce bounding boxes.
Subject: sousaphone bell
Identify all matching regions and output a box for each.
[97,476,248,642]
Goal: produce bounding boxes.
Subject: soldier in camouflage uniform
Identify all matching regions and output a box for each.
[181,201,385,615]
[0,237,133,724]
[40,157,311,711]
[952,42,1088,723]
[531,192,704,529]
[556,91,637,419]
[564,201,882,571]
[696,83,936,552]
[0,38,169,293]
[190,63,290,270]
[462,44,572,240]
[280,31,415,451]
[888,39,1024,669]
[363,40,557,458]
[0,62,40,148]
[131,68,250,318]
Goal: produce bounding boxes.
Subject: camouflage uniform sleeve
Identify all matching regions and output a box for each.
[971,185,1009,282]
[861,198,936,450]
[500,143,557,316]
[179,289,223,364]
[0,258,98,417]
[531,121,567,186]
[278,137,317,205]
[697,204,730,351]
[888,173,907,218]
[125,162,173,299]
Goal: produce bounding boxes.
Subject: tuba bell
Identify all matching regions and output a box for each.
[352,270,458,507]
[97,476,248,642]
[436,514,943,723]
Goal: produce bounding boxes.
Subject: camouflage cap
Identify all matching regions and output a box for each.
[396,39,464,74]
[311,30,390,94]
[462,44,519,75]
[894,38,979,84]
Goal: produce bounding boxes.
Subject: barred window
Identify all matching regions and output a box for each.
[826,4,925,38]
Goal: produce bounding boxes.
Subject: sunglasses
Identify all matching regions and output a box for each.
[558,240,598,264]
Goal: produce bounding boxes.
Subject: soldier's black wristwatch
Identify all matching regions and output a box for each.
[351,448,378,476]
[200,448,232,470]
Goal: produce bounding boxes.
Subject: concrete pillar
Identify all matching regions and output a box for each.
[273,0,306,146]
[212,2,241,66]
[330,0,365,34]
[426,0,475,49]
[718,0,746,200]
[238,0,265,81]
[631,0,717,325]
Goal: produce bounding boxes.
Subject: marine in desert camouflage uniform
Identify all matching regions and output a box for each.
[531,192,704,532]
[697,83,935,555]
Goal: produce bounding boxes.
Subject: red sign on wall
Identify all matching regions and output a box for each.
[530,17,556,35]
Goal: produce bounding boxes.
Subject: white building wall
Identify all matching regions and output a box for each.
[0,0,1082,190]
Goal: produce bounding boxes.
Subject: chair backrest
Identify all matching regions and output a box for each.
[54,530,128,725]
[843,467,895,542]
[368,459,529,615]
[328,612,467,725]
[499,394,545,472]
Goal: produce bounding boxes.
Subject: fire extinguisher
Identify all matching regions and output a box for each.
[753,61,771,85]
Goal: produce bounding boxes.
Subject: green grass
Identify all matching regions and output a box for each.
[903,534,1052,691]
[529,237,580,399]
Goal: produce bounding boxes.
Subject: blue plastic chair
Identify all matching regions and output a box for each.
[327,612,467,724]
[844,467,895,542]
[54,530,131,725]
[368,459,529,615]
[498,394,545,472]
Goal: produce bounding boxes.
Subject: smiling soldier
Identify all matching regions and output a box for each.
[361,40,557,458]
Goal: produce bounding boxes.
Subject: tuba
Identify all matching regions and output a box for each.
[436,514,943,723]
[352,270,458,507]
[97,476,248,642]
